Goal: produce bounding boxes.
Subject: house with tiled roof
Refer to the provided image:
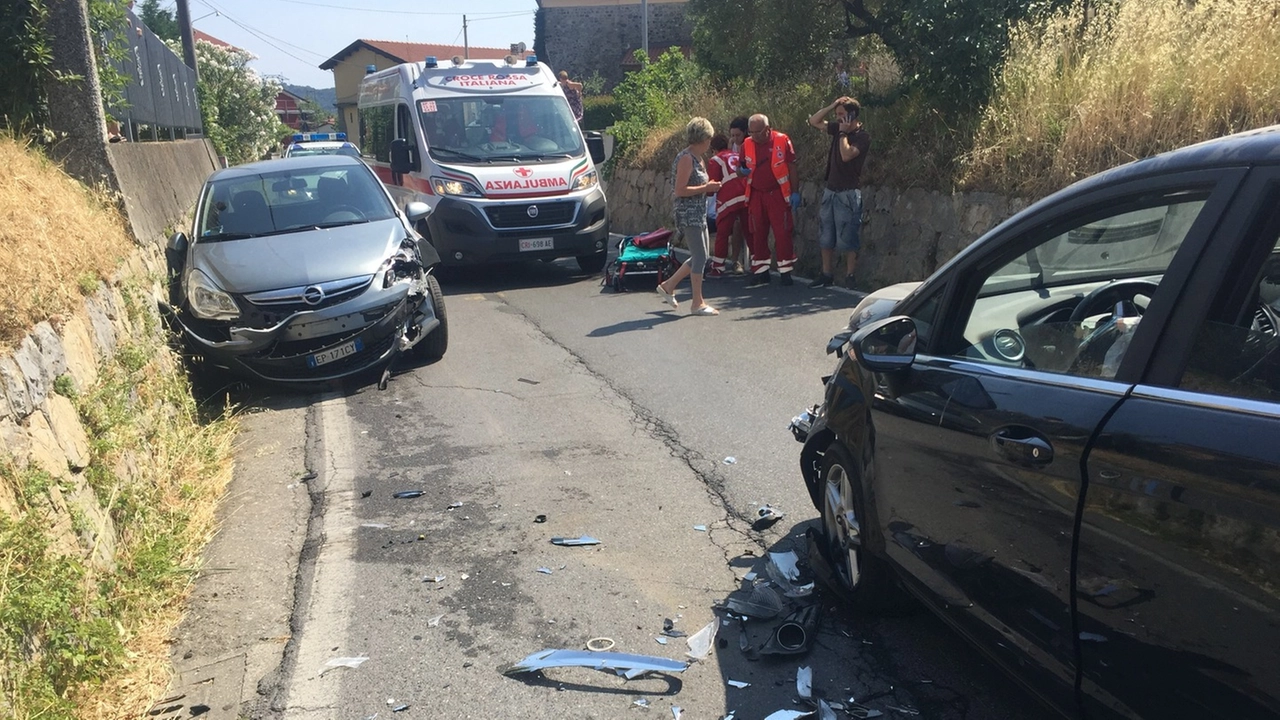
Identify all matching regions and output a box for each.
[320,39,533,136]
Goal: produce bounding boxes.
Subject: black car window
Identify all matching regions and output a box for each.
[1177,190,1280,402]
[946,193,1210,379]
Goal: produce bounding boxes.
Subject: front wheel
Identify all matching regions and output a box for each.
[576,251,607,274]
[415,274,448,361]
[818,442,904,612]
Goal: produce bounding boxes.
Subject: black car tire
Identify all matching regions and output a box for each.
[416,274,448,361]
[576,251,607,274]
[819,442,905,613]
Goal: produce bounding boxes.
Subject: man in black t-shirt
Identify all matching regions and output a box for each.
[806,96,871,289]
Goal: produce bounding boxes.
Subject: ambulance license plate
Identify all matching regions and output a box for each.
[308,339,363,368]
[519,237,554,252]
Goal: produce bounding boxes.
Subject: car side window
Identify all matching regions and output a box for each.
[946,194,1210,379]
[1177,196,1280,402]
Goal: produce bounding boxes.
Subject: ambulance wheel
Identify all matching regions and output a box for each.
[577,251,607,274]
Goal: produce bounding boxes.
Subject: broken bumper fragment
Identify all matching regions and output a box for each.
[503,649,688,677]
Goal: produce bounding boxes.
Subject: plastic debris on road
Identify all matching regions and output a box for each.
[503,649,688,676]
[447,501,463,509]
[391,705,409,713]
[662,618,687,638]
[723,456,737,464]
[537,567,554,574]
[758,604,821,656]
[423,575,445,583]
[393,490,424,499]
[767,550,815,597]
[727,679,750,688]
[586,637,615,652]
[685,620,718,660]
[724,582,785,620]
[320,656,368,675]
[763,711,814,720]
[753,504,786,530]
[817,699,838,720]
[655,637,668,645]
[428,614,444,628]
[551,536,601,546]
[534,514,548,523]
[796,666,813,698]
[693,525,708,532]
[672,707,683,719]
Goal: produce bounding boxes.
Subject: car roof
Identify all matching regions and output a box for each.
[209,155,366,181]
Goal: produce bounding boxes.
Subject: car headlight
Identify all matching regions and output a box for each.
[431,176,483,197]
[186,269,240,320]
[570,170,598,191]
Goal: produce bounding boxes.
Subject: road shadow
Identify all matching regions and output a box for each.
[436,258,598,293]
[587,311,683,337]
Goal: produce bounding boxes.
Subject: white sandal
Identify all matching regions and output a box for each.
[656,285,677,308]
[691,305,719,316]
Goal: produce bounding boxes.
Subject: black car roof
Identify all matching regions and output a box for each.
[207,155,366,181]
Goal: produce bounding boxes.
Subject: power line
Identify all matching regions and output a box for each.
[266,0,532,17]
[467,11,536,23]
[195,0,329,64]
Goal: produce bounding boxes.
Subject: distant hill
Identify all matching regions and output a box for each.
[284,84,337,111]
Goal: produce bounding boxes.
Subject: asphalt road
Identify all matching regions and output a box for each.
[247,258,1043,719]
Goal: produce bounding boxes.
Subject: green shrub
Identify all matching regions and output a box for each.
[580,95,620,132]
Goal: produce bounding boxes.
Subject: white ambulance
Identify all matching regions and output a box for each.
[357,55,610,272]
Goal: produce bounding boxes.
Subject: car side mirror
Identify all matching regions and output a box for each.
[852,316,918,372]
[165,232,188,306]
[166,231,188,254]
[404,201,430,224]
[826,329,854,356]
[585,131,611,166]
[390,138,416,173]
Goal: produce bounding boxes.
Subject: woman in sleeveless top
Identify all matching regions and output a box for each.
[657,117,722,315]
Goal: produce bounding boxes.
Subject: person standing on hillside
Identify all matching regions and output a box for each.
[706,133,748,277]
[807,96,870,289]
[656,117,722,315]
[739,113,800,287]
[557,71,584,123]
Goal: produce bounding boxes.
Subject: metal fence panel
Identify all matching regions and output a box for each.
[108,10,201,133]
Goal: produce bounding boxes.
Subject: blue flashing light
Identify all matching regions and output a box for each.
[424,55,438,68]
[291,133,304,142]
[525,54,538,67]
[365,64,377,75]
[335,132,346,140]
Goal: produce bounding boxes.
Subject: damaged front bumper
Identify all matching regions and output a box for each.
[166,280,439,383]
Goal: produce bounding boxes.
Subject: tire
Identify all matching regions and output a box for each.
[416,274,448,361]
[576,251,607,274]
[818,442,904,612]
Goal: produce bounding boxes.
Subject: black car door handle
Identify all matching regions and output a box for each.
[991,428,1054,466]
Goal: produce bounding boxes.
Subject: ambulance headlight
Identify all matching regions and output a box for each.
[431,176,483,198]
[570,169,598,191]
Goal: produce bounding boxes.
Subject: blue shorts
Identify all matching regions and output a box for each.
[819,188,863,252]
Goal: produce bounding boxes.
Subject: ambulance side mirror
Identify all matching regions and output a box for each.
[390,138,417,173]
[585,131,611,166]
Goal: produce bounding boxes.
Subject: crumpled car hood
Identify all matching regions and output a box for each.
[191,218,405,294]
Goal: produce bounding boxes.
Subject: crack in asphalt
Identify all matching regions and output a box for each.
[404,375,520,397]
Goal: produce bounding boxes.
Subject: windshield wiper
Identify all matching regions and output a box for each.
[200,231,256,241]
[310,220,365,230]
[515,152,575,161]
[431,147,486,163]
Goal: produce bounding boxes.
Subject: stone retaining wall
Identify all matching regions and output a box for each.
[606,167,1029,287]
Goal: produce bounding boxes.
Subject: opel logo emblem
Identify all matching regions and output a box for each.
[527,205,539,218]
[302,285,325,306]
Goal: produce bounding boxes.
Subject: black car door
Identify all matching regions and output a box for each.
[870,170,1243,714]
[1075,170,1280,719]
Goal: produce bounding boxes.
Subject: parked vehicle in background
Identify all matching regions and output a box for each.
[283,132,361,158]
[792,125,1280,719]
[163,155,448,384]
[357,54,611,273]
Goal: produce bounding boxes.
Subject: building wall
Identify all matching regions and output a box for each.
[542,0,690,88]
[332,47,404,135]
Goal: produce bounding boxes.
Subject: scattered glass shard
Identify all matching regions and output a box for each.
[685,620,718,660]
[428,614,444,627]
[320,656,368,675]
[723,457,737,464]
[537,567,553,574]
[796,666,813,699]
[634,698,650,708]
[727,679,750,688]
[693,525,708,532]
[551,536,601,546]
[655,637,668,645]
[672,707,683,720]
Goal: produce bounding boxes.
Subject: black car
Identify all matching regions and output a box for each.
[793,125,1280,719]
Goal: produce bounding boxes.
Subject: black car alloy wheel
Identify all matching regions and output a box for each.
[822,443,863,591]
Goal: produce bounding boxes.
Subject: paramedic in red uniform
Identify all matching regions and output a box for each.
[706,133,747,277]
[740,113,800,287]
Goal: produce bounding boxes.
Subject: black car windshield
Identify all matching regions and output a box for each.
[197,164,394,239]
[419,95,584,163]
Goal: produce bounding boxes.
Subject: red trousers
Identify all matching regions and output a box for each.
[747,188,795,275]
[711,205,748,271]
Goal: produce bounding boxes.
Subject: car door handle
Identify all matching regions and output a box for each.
[991,427,1054,466]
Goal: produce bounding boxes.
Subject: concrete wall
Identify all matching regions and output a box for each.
[606,167,1029,287]
[108,139,219,245]
[542,0,691,88]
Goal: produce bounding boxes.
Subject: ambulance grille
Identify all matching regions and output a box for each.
[485,201,577,229]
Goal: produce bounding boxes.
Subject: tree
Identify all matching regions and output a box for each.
[183,39,287,164]
[138,0,178,41]
[689,0,1069,104]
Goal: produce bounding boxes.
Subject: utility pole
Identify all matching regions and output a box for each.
[463,15,469,58]
[176,0,198,82]
[640,0,648,60]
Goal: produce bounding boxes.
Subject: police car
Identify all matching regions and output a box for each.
[283,132,361,159]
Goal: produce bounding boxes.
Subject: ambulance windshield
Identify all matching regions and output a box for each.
[418,96,584,163]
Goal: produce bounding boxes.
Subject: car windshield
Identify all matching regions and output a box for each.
[196,164,395,240]
[287,145,362,158]
[419,95,584,163]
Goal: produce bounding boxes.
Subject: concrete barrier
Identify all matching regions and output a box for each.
[108,139,219,246]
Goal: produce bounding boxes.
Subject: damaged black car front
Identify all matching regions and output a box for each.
[164,155,448,384]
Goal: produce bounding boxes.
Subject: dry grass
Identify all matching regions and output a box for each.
[0,135,134,350]
[964,0,1280,197]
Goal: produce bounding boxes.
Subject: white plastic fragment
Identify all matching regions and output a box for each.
[727,679,750,688]
[361,523,388,529]
[423,575,445,583]
[693,525,708,532]
[634,698,650,708]
[320,656,369,675]
[672,707,683,719]
[743,571,758,582]
[537,567,554,574]
[460,573,470,580]
[428,614,444,627]
[447,501,463,509]
[723,456,737,464]
[796,666,813,699]
[685,620,718,660]
[763,711,814,720]
[817,699,838,720]
[655,637,669,645]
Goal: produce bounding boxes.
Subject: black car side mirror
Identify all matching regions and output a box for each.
[585,131,609,166]
[165,232,188,307]
[390,138,417,173]
[827,329,853,356]
[167,231,188,254]
[852,316,918,372]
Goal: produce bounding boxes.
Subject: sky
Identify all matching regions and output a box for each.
[174,0,540,88]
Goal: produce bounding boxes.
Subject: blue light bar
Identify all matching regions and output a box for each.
[525,54,538,67]
[291,133,304,142]
[424,55,438,68]
[365,64,377,75]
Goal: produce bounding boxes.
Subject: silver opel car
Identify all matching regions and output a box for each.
[164,155,447,383]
